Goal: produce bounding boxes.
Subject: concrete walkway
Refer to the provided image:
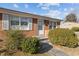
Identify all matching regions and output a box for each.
[39,39,69,56]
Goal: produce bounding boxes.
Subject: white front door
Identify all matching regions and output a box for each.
[38,20,44,37]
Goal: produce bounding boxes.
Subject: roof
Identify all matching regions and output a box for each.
[0,7,61,22]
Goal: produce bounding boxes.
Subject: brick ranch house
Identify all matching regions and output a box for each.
[0,8,61,39]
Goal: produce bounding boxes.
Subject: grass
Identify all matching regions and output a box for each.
[0,50,48,56]
[12,50,49,56]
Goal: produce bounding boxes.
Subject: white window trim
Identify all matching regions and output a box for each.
[2,14,9,30]
[20,17,32,30]
[10,15,20,30]
[49,21,57,29]
[2,14,33,30]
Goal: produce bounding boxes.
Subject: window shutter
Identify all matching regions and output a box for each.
[2,14,9,30]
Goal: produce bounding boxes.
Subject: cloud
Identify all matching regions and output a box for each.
[62,7,76,18]
[13,4,19,8]
[25,4,28,8]
[69,8,79,22]
[43,8,73,19]
[38,3,60,7]
[64,8,67,11]
[37,3,60,10]
[65,8,77,16]
[37,4,79,20]
[41,6,49,10]
[69,8,75,12]
[45,10,62,19]
[63,8,79,22]
[62,7,79,20]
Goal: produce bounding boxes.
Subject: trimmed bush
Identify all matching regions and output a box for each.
[71,27,79,32]
[48,28,78,48]
[6,30,40,54]
[21,37,40,54]
[6,30,24,52]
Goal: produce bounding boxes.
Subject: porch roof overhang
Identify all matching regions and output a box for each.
[0,7,61,22]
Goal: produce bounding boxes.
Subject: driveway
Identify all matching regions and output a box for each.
[39,39,69,56]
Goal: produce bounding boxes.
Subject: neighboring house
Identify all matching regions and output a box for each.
[60,22,79,29]
[0,8,61,39]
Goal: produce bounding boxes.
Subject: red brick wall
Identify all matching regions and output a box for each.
[0,13,2,31]
[0,13,7,40]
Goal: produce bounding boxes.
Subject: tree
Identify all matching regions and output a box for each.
[65,13,77,22]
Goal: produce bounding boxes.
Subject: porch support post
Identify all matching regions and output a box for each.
[44,20,49,38]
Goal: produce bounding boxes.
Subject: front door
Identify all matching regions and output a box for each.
[38,20,44,37]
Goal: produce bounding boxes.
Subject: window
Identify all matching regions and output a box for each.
[28,18,32,30]
[38,21,43,30]
[10,16,19,25]
[54,22,56,28]
[2,14,9,30]
[21,17,28,26]
[49,21,56,29]
[2,14,32,30]
[10,15,19,30]
[11,20,19,25]
[49,21,52,29]
[20,17,32,30]
[21,21,28,25]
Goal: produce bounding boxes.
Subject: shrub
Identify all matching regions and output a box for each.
[6,30,24,52]
[71,27,79,32]
[21,37,40,54]
[48,28,78,48]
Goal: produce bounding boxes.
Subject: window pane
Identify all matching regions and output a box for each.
[20,17,32,30]
[54,22,56,28]
[10,16,19,25]
[38,21,43,30]
[10,15,20,30]
[11,20,19,25]
[2,14,9,30]
[20,17,28,30]
[21,17,28,26]
[49,21,52,29]
[21,21,28,25]
[29,19,32,30]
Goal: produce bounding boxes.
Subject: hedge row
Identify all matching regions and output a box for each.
[48,28,78,48]
[71,27,79,32]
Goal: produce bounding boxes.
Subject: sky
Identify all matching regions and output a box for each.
[0,3,79,20]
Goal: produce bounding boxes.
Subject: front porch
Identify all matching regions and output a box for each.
[37,19,58,39]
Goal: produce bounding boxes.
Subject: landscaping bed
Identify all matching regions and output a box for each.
[48,28,79,48]
[53,45,79,56]
[48,28,79,56]
[0,50,48,56]
[0,30,49,56]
